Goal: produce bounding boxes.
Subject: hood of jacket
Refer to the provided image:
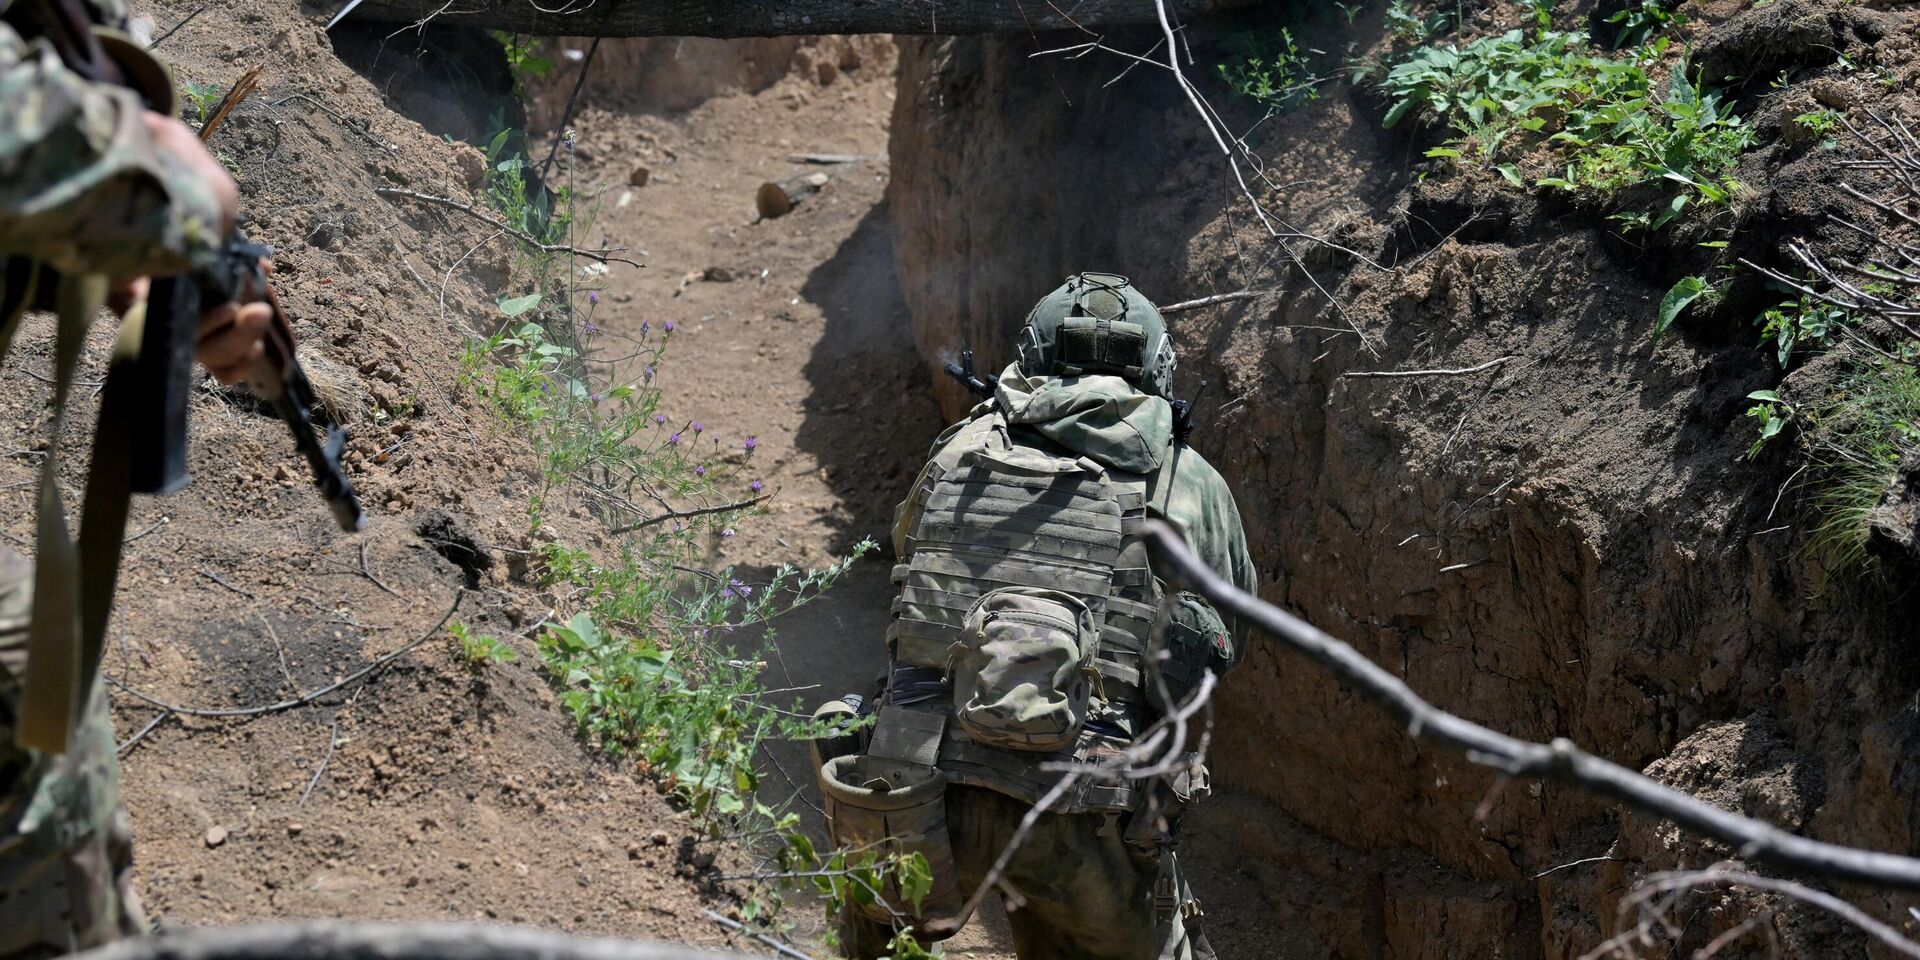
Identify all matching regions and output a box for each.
[992,362,1173,474]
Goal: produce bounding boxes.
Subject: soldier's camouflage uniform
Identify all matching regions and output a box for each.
[850,363,1256,960]
[1,1,222,954]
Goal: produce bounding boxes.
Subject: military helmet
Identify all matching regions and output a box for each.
[1016,272,1176,397]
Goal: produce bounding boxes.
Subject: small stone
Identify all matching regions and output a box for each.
[287,823,304,837]
[702,266,736,283]
[204,825,228,848]
[628,165,651,188]
[649,830,670,847]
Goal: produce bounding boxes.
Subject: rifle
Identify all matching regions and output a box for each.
[138,233,366,531]
[10,0,363,753]
[941,349,1203,443]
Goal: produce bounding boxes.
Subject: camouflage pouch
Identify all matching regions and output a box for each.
[819,754,965,937]
[953,587,1099,752]
[1154,591,1231,708]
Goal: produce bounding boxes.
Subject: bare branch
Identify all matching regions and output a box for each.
[374,188,645,269]
[1143,522,1920,890]
[1340,356,1519,380]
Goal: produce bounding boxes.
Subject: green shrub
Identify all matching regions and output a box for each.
[1216,27,1324,112]
[1381,15,1753,230]
[1802,360,1920,575]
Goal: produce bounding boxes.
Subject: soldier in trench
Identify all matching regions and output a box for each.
[0,1,278,954]
[815,272,1257,959]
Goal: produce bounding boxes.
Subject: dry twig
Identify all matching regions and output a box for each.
[374,188,644,269]
[109,590,463,720]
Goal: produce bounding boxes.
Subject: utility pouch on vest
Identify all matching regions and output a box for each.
[818,754,966,937]
[954,587,1099,752]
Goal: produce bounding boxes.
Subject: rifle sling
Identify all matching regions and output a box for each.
[12,273,150,753]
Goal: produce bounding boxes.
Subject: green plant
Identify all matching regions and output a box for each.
[1744,390,1795,459]
[450,620,518,665]
[1800,360,1920,574]
[1385,0,1457,45]
[1215,27,1324,112]
[1381,16,1754,230]
[180,80,221,126]
[1757,296,1856,369]
[1603,0,1687,49]
[1653,274,1712,344]
[492,31,554,94]
[1794,109,1841,138]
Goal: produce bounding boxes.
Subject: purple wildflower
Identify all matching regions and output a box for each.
[584,320,597,335]
[590,392,605,402]
[749,480,764,494]
[694,464,707,477]
[643,366,655,383]
[743,436,757,453]
[663,320,676,333]
[587,291,600,306]
[668,432,682,446]
[639,321,651,337]
[726,578,753,599]
[653,413,667,425]
[691,421,704,435]
[562,128,577,151]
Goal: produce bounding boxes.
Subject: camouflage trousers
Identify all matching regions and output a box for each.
[0,546,146,959]
[843,784,1213,960]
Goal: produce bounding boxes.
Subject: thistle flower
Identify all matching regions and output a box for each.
[584,320,597,335]
[663,320,676,333]
[694,464,707,477]
[691,421,704,435]
[587,291,600,306]
[668,432,682,446]
[653,413,667,425]
[726,578,753,599]
[643,366,655,383]
[749,480,764,494]
[743,436,757,453]
[639,321,651,337]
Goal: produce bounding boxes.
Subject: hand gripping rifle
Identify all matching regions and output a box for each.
[11,0,363,753]
[941,349,1203,443]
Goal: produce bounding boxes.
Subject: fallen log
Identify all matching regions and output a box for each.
[756,172,831,219]
[351,0,1256,38]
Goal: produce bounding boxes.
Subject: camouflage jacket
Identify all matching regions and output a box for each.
[893,362,1258,660]
[0,0,221,278]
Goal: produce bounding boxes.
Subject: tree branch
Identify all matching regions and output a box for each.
[1143,522,1920,891]
[373,188,644,269]
[609,494,770,536]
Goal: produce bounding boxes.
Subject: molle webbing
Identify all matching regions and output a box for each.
[938,721,1138,813]
[1057,316,1148,380]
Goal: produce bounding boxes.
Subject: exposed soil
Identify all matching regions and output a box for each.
[887,1,1920,956]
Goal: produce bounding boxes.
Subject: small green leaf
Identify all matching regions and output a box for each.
[1746,390,1783,403]
[1425,146,1463,159]
[498,293,543,317]
[1653,275,1710,344]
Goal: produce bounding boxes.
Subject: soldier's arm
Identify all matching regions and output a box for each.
[0,21,227,278]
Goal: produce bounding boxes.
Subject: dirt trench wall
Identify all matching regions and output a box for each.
[886,7,1920,955]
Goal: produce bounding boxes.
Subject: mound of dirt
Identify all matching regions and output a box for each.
[0,0,787,949]
[886,1,1920,954]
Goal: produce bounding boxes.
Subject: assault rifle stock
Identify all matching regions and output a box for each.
[941,349,1201,443]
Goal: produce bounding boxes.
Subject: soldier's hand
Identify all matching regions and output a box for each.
[196,298,275,387]
[142,112,238,235]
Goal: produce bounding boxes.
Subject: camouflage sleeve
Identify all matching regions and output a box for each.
[1154,445,1257,654]
[0,18,222,277]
